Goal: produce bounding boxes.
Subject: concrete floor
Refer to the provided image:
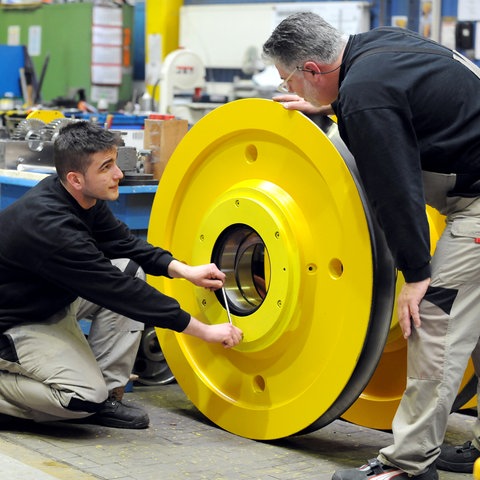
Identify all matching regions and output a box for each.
[0,383,474,480]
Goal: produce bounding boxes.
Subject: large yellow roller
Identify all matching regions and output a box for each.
[148,98,476,438]
[148,98,396,440]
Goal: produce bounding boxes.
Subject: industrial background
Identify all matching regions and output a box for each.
[0,1,479,479]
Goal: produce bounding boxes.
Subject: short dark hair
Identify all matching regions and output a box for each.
[54,121,122,181]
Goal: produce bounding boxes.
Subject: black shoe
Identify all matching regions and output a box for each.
[332,458,438,480]
[90,399,149,429]
[436,441,480,473]
[0,412,28,428]
[0,412,17,423]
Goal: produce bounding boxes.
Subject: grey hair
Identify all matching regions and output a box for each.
[262,12,346,69]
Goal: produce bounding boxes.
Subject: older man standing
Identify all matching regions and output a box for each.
[263,11,480,480]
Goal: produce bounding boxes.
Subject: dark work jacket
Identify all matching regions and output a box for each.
[333,27,480,282]
[0,175,191,332]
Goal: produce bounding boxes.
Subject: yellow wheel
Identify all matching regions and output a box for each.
[148,98,395,440]
[342,206,477,429]
[455,374,477,411]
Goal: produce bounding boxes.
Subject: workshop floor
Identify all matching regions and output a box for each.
[0,382,474,480]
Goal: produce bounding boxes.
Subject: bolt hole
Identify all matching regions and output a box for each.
[253,375,266,393]
[245,144,258,163]
[329,258,343,279]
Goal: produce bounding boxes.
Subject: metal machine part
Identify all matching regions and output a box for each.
[0,139,55,172]
[0,120,156,184]
[11,118,46,141]
[117,145,156,185]
[133,327,175,386]
[159,48,206,115]
[117,146,137,172]
[0,117,71,172]
[213,224,268,316]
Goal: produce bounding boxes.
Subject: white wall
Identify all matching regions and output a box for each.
[179,2,370,70]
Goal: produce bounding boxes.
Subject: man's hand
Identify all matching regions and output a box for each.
[273,94,334,115]
[168,260,225,291]
[183,317,243,348]
[397,278,431,339]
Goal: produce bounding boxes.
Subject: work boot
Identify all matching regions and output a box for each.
[332,458,438,480]
[90,386,149,429]
[0,412,28,428]
[436,441,480,473]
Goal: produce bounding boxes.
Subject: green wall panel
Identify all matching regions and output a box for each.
[0,3,133,106]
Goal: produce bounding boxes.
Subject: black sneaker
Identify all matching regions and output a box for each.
[436,441,480,473]
[90,399,150,429]
[332,458,438,480]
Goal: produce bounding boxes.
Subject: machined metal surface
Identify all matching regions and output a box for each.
[133,327,175,386]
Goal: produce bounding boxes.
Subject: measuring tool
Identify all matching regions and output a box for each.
[221,287,233,324]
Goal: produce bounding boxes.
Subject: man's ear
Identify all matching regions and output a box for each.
[65,171,84,191]
[304,61,321,74]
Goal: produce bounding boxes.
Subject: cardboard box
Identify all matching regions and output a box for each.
[143,118,188,180]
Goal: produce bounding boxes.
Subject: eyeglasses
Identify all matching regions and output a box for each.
[277,66,306,93]
[277,63,343,93]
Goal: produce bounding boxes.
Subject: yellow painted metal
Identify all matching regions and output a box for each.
[342,206,477,428]
[145,0,183,97]
[148,98,393,440]
[458,378,477,410]
[26,110,64,123]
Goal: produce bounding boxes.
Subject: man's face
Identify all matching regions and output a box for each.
[277,64,339,107]
[277,66,304,96]
[79,147,124,207]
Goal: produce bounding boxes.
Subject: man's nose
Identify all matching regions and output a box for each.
[114,164,124,179]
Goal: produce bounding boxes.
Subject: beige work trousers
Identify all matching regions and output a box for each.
[379,195,480,474]
[0,259,144,422]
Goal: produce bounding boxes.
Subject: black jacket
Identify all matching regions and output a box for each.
[0,175,191,332]
[334,27,480,282]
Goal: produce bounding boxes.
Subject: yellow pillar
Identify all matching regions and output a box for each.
[145,0,183,95]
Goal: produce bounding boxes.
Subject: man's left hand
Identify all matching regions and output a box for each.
[397,278,431,339]
[168,260,225,290]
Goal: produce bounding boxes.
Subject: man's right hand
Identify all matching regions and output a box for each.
[273,94,334,115]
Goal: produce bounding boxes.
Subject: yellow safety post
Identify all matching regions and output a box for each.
[145,0,183,101]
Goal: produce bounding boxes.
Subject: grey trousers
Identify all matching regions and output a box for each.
[378,196,480,473]
[0,259,144,422]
